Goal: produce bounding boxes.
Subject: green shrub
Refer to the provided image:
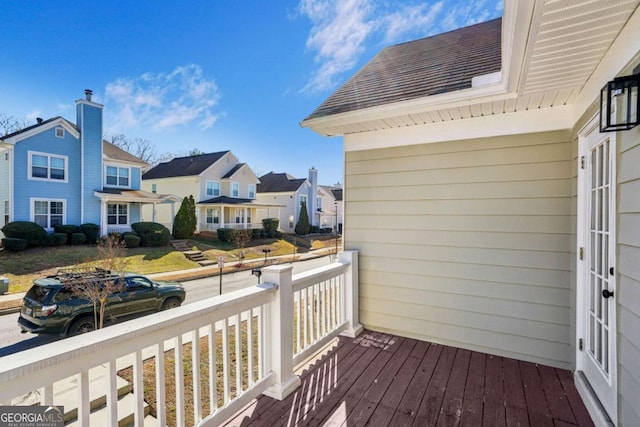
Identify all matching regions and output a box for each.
[70,232,86,245]
[295,201,311,235]
[260,230,268,238]
[53,224,79,234]
[172,195,197,239]
[320,227,333,234]
[43,233,67,246]
[275,231,283,238]
[251,228,262,239]
[216,228,234,243]
[2,238,29,251]
[310,225,320,234]
[131,222,170,247]
[262,218,279,231]
[1,221,47,247]
[123,234,141,248]
[81,223,100,244]
[267,230,276,238]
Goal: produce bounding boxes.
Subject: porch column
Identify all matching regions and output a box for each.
[339,250,363,338]
[100,200,107,236]
[152,204,157,223]
[261,265,300,400]
[220,206,225,228]
[170,202,176,232]
[243,207,248,229]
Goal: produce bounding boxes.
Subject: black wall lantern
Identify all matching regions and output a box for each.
[600,68,640,132]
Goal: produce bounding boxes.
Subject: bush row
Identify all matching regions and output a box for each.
[217,227,283,242]
[1,221,170,251]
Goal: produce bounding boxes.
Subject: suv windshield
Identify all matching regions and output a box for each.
[25,286,53,303]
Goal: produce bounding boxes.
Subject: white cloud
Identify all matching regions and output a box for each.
[104,64,220,132]
[298,0,375,92]
[25,110,42,121]
[297,0,503,92]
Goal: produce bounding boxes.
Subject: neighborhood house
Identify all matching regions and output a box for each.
[0,90,177,237]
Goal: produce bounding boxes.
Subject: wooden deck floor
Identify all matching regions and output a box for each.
[225,330,594,426]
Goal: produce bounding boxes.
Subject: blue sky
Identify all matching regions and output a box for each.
[1,0,502,186]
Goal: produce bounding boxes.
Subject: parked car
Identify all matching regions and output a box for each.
[18,268,185,336]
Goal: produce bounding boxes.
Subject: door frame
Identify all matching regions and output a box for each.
[576,114,618,425]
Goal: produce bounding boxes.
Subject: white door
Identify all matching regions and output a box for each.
[579,124,617,422]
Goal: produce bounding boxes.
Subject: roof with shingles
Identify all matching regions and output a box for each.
[142,151,229,179]
[257,172,306,193]
[103,141,147,165]
[1,116,146,165]
[320,186,343,201]
[304,18,501,121]
[222,163,245,179]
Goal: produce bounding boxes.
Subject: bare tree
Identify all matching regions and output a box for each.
[107,133,158,164]
[231,229,252,265]
[67,235,129,330]
[0,113,31,136]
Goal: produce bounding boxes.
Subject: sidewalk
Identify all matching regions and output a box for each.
[0,247,336,316]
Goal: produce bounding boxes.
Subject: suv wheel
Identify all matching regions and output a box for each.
[161,298,181,311]
[68,316,95,336]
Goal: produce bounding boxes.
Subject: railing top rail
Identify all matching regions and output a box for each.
[0,283,276,400]
[291,261,349,292]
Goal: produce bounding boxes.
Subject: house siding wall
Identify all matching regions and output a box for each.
[344,130,575,368]
[255,193,297,233]
[78,102,103,225]
[0,149,10,231]
[12,128,82,226]
[616,126,640,426]
[141,177,197,225]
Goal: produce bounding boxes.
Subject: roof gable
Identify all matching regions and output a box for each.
[304,18,501,121]
[142,151,229,179]
[257,172,307,193]
[1,117,80,143]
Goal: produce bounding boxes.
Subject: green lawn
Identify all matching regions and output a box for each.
[0,237,311,293]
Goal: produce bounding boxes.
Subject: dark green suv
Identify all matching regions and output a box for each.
[18,269,186,336]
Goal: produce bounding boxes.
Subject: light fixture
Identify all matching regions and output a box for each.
[600,68,640,132]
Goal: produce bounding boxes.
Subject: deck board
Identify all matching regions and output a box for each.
[224,331,594,427]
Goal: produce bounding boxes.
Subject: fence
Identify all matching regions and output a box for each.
[0,251,360,426]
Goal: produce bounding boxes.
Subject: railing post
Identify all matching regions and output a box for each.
[261,265,301,400]
[339,250,363,338]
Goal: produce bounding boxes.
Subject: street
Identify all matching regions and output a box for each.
[0,256,333,357]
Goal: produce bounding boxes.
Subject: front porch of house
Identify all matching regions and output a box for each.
[0,251,593,426]
[198,196,283,233]
[225,330,594,426]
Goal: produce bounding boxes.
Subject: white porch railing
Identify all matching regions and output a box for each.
[0,251,360,426]
[105,224,132,235]
[199,222,264,232]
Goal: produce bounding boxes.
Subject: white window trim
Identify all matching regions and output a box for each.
[206,208,220,224]
[107,202,130,226]
[3,200,9,226]
[232,182,240,198]
[299,194,308,207]
[104,164,131,188]
[55,127,65,138]
[30,198,66,231]
[28,150,68,183]
[206,180,221,197]
[248,184,256,199]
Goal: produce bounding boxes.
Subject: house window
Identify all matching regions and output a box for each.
[235,208,243,224]
[299,194,308,207]
[206,208,220,224]
[289,215,294,229]
[55,127,65,138]
[29,152,67,181]
[4,152,8,161]
[248,184,255,199]
[3,200,8,226]
[32,199,64,229]
[107,203,128,225]
[317,197,322,211]
[151,184,157,194]
[106,166,130,187]
[232,182,239,198]
[206,181,220,197]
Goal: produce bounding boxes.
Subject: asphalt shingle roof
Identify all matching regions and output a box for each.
[103,141,147,165]
[142,151,229,179]
[257,172,306,193]
[222,163,245,179]
[304,18,501,121]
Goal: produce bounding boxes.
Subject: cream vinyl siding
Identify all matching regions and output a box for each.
[345,130,574,368]
[141,177,197,224]
[616,128,640,426]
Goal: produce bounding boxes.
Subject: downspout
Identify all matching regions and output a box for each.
[80,107,84,225]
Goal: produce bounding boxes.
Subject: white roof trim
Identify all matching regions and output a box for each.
[344,104,574,152]
[2,118,80,144]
